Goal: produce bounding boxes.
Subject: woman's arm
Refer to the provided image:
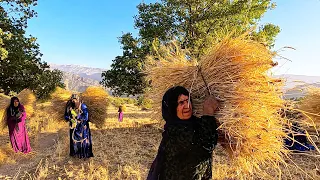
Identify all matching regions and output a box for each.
[64,101,72,121]
[196,115,218,150]
[80,104,89,122]
[19,105,27,122]
[197,95,220,149]
[6,108,14,122]
[64,109,70,121]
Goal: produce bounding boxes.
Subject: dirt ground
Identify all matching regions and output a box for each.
[0,113,319,179]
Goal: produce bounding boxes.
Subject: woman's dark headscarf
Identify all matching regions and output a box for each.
[65,94,79,117]
[10,97,21,109]
[7,97,24,120]
[147,86,195,180]
[162,86,194,126]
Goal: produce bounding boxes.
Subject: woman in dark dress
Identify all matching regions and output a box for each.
[64,94,93,158]
[147,86,219,180]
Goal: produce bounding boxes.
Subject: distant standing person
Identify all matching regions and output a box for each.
[118,106,123,122]
[6,97,32,153]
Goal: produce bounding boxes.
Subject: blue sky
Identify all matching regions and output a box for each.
[26,0,320,76]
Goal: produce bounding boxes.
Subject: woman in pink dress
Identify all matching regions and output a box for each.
[6,97,31,153]
[118,106,123,122]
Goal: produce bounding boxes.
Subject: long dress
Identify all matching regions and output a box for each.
[64,100,76,156]
[7,105,32,153]
[71,103,94,158]
[147,116,218,180]
[285,122,315,151]
[118,111,123,122]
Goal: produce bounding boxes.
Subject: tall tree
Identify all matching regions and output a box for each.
[136,0,280,57]
[102,0,280,96]
[31,69,65,99]
[101,33,148,96]
[0,28,10,60]
[0,0,64,98]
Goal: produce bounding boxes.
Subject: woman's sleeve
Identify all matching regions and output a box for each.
[64,102,71,121]
[6,108,13,121]
[20,105,27,122]
[196,115,218,149]
[80,104,89,122]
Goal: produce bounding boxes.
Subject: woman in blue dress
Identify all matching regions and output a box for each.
[64,94,94,158]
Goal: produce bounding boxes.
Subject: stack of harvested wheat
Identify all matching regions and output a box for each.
[121,104,127,112]
[49,87,73,121]
[0,94,10,130]
[298,87,320,135]
[81,86,109,129]
[146,35,290,179]
[17,89,36,118]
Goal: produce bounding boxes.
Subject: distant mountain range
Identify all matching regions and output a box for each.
[49,63,107,92]
[276,74,320,90]
[49,64,106,81]
[275,74,320,99]
[49,64,320,99]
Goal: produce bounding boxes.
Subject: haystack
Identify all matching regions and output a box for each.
[49,87,73,121]
[146,35,289,179]
[121,105,127,112]
[17,89,36,118]
[298,87,320,135]
[81,86,108,129]
[0,94,10,130]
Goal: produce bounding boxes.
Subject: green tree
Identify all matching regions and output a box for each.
[0,0,64,98]
[0,28,11,60]
[101,0,280,96]
[136,0,280,57]
[100,33,148,96]
[31,69,65,99]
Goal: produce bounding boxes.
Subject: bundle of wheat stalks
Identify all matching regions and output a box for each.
[49,87,73,121]
[146,35,291,179]
[298,87,320,135]
[0,94,10,130]
[17,89,36,118]
[81,86,109,129]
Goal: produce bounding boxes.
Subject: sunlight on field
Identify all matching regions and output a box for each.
[0,93,161,179]
[0,93,320,179]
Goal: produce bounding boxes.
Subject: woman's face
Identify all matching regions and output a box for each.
[72,99,79,107]
[176,94,192,120]
[14,100,19,107]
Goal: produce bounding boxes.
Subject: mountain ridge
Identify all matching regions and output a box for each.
[49,64,106,92]
[49,64,320,98]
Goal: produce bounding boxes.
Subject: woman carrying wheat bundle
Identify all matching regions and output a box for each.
[64,94,93,158]
[147,86,220,180]
[6,97,32,153]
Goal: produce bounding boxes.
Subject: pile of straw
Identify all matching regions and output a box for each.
[146,35,289,179]
[298,87,320,135]
[49,87,73,121]
[0,94,10,130]
[121,105,127,112]
[17,89,36,118]
[81,86,108,129]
